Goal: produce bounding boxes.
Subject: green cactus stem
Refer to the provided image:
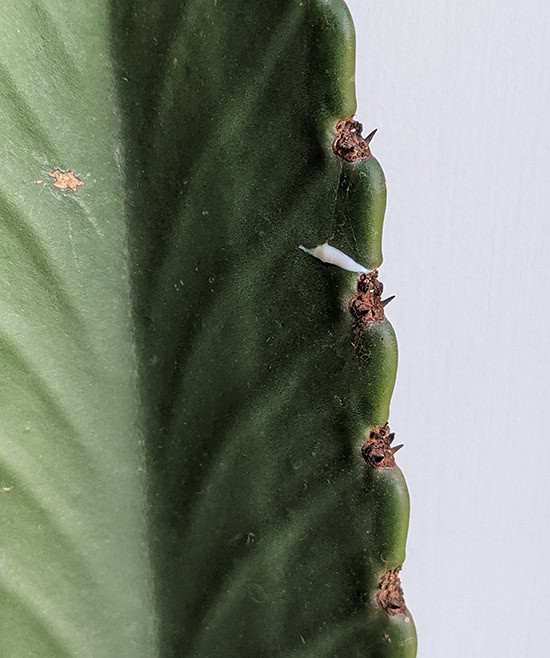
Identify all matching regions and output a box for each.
[114,0,417,653]
[0,0,416,655]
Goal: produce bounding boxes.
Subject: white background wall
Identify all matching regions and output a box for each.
[346,1,550,656]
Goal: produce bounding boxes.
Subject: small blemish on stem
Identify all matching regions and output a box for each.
[48,169,84,192]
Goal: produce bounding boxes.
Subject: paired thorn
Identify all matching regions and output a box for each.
[388,433,404,453]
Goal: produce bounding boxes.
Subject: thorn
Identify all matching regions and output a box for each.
[388,432,396,444]
[381,295,396,307]
[365,128,378,144]
[392,444,404,453]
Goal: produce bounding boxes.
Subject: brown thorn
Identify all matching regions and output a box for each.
[365,127,378,144]
[391,444,404,453]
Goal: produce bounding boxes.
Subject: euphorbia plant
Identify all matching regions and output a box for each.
[0,1,416,655]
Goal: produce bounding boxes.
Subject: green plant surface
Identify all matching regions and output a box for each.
[0,1,416,656]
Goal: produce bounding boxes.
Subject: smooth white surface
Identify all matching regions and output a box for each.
[298,243,369,272]
[346,2,550,656]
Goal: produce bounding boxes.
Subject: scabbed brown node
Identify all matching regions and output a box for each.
[376,568,407,616]
[332,117,377,163]
[348,270,386,327]
[361,423,399,469]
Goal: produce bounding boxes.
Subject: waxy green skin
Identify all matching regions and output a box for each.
[0,0,415,655]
